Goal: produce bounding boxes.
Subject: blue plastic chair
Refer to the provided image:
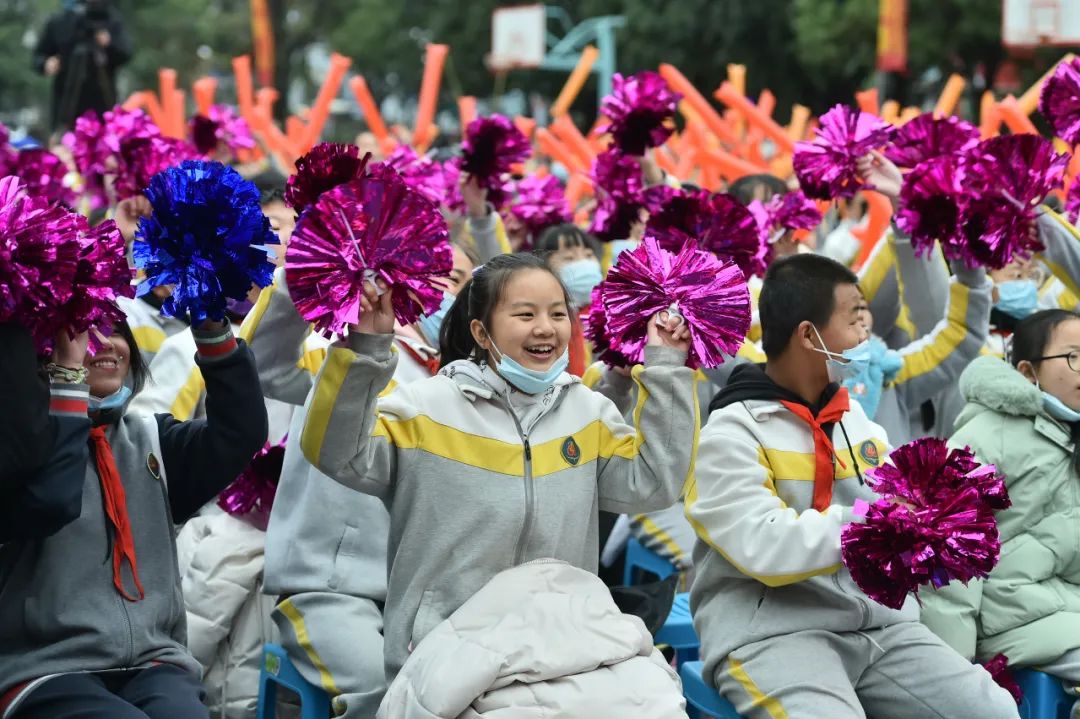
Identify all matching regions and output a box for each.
[1015,669,1074,719]
[623,536,678,586]
[257,643,332,719]
[679,660,743,719]
[655,592,699,669]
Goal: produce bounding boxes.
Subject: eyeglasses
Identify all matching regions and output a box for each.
[1035,351,1080,373]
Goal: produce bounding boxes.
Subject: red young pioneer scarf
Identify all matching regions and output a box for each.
[779,388,850,511]
[89,426,145,601]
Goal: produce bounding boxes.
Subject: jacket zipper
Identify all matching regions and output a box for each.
[505,405,535,566]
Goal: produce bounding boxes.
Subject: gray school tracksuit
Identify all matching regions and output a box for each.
[0,329,267,718]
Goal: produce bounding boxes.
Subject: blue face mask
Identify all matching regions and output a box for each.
[842,336,904,418]
[812,326,871,383]
[417,291,455,348]
[559,259,603,308]
[89,385,132,413]
[486,332,569,395]
[995,280,1039,320]
[1042,390,1080,423]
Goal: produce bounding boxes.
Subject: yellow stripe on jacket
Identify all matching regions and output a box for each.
[893,280,970,384]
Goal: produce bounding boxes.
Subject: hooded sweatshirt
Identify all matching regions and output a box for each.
[688,363,918,686]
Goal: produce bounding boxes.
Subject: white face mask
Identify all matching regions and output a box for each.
[810,326,870,384]
[1036,378,1080,423]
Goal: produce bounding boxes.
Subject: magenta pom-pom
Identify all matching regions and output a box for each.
[584,286,636,369]
[189,105,256,157]
[648,189,765,278]
[286,142,372,213]
[1039,56,1080,146]
[598,71,682,155]
[114,136,200,201]
[885,114,980,170]
[509,175,571,239]
[1066,180,1080,225]
[981,655,1023,705]
[748,190,822,244]
[217,439,286,531]
[384,146,449,207]
[14,149,77,207]
[286,164,453,336]
[589,149,646,241]
[959,134,1067,269]
[793,105,894,200]
[896,156,968,259]
[0,176,83,342]
[598,236,751,368]
[460,114,531,205]
[841,438,1009,610]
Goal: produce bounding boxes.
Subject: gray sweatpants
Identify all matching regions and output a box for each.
[272,592,387,718]
[715,622,1020,719]
[1040,648,1080,718]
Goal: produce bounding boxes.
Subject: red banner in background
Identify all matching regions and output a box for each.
[251,0,275,87]
[877,0,908,73]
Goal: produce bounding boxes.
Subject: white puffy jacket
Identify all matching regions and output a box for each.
[176,504,279,719]
[378,560,687,719]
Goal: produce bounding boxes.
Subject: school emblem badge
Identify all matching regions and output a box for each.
[561,437,581,466]
[147,452,161,480]
[859,440,880,467]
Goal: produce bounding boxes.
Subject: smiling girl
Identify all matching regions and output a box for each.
[0,318,267,719]
[300,252,700,681]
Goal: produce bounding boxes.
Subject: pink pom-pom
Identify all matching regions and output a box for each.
[584,286,636,369]
[14,149,77,207]
[841,438,1009,610]
[647,189,765,278]
[589,149,646,241]
[114,136,200,201]
[286,143,372,213]
[460,115,531,205]
[46,218,135,354]
[597,71,682,155]
[384,146,448,206]
[286,164,453,336]
[897,156,968,260]
[885,114,980,170]
[959,134,1067,269]
[509,175,571,239]
[793,105,895,200]
[1039,56,1080,145]
[217,439,286,531]
[189,105,256,157]
[598,236,751,368]
[0,176,82,341]
[981,654,1023,705]
[748,190,822,244]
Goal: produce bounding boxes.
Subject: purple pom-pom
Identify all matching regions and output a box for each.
[597,71,682,155]
[218,439,286,531]
[286,143,372,213]
[748,190,822,244]
[981,654,1023,705]
[0,176,83,342]
[1039,56,1080,146]
[885,114,980,170]
[584,286,636,369]
[460,115,531,206]
[793,105,895,200]
[589,149,646,241]
[189,104,256,157]
[14,149,77,207]
[897,156,968,259]
[114,136,200,201]
[841,438,1009,610]
[647,189,765,278]
[509,175,571,239]
[959,134,1067,269]
[598,236,751,368]
[286,164,453,336]
[384,146,448,206]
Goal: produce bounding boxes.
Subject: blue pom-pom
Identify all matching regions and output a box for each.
[133,160,278,323]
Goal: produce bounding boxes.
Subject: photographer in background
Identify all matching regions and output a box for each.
[33,0,132,133]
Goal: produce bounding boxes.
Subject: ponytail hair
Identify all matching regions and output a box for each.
[438,252,571,369]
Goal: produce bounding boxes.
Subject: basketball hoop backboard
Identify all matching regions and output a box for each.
[490,4,546,71]
[1003,0,1080,48]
